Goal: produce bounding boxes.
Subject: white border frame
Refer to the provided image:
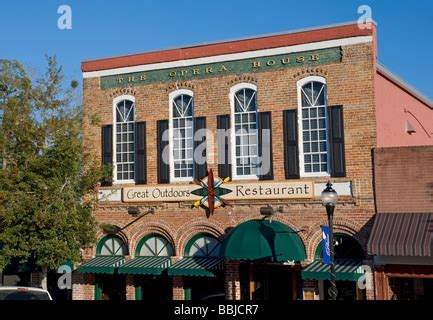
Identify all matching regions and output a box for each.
[169,89,195,183]
[112,94,136,184]
[297,76,331,178]
[229,83,259,181]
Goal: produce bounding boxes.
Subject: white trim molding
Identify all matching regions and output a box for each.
[113,94,136,184]
[83,36,373,78]
[297,76,331,178]
[229,83,259,181]
[168,89,194,183]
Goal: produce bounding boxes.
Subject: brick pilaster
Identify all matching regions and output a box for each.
[225,261,240,300]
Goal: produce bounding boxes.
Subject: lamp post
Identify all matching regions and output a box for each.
[321,181,338,300]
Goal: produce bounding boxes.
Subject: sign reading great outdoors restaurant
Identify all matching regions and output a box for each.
[122,181,313,203]
[101,47,341,89]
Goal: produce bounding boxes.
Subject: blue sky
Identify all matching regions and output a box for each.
[1,0,432,99]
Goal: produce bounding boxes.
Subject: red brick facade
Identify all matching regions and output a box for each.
[75,22,385,301]
[374,146,433,213]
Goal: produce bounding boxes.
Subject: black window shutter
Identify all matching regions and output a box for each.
[217,114,231,179]
[135,122,147,184]
[193,117,207,180]
[101,125,113,186]
[328,105,346,177]
[283,109,300,179]
[258,112,274,180]
[157,120,170,184]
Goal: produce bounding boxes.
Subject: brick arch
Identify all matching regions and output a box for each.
[127,222,176,257]
[227,75,258,87]
[305,217,366,262]
[165,82,196,92]
[293,67,328,80]
[175,219,225,256]
[93,230,131,256]
[108,87,137,98]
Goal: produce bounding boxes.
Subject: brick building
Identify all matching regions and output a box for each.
[368,146,433,300]
[72,21,433,300]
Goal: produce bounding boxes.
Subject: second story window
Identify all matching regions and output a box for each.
[298,77,329,176]
[231,84,258,180]
[115,97,135,182]
[170,90,194,182]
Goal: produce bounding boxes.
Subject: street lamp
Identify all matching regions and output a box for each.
[321,181,338,300]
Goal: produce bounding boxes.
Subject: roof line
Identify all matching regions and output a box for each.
[82,20,375,64]
[377,63,433,109]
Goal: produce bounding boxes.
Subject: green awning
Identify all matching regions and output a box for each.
[168,257,223,277]
[301,260,364,281]
[118,256,171,275]
[220,219,307,262]
[77,256,125,274]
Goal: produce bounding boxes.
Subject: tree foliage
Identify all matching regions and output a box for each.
[0,57,106,270]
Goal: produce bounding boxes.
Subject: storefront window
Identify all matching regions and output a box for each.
[186,234,221,257]
[138,235,174,257]
[114,98,135,182]
[98,236,128,256]
[298,77,330,177]
[232,84,258,179]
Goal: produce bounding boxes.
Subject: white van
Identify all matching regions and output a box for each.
[0,287,53,300]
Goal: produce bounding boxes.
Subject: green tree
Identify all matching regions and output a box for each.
[0,58,106,287]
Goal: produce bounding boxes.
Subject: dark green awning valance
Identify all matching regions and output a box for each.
[220,219,307,262]
[167,257,223,277]
[118,256,171,275]
[301,260,364,281]
[77,256,125,274]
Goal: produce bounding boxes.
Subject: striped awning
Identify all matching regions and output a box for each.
[77,256,125,274]
[167,257,224,277]
[118,256,171,275]
[368,213,433,257]
[301,260,364,281]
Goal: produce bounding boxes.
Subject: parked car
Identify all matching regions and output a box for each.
[0,287,53,300]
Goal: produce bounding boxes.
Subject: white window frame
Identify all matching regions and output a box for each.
[229,83,259,181]
[113,94,136,184]
[297,76,331,178]
[169,89,194,183]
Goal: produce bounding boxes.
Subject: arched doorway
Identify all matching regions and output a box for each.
[303,233,366,300]
[126,234,174,301]
[78,235,128,301]
[220,219,307,301]
[169,233,225,301]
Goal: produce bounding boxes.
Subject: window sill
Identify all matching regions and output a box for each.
[170,177,194,184]
[112,180,136,185]
[300,173,331,178]
[231,175,259,181]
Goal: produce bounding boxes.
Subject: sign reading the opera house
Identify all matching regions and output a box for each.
[122,181,313,203]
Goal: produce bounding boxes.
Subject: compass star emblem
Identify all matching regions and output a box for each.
[191,169,231,216]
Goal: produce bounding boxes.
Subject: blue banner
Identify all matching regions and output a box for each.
[321,226,331,265]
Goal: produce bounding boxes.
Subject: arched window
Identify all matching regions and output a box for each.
[231,84,258,179]
[114,96,135,182]
[137,235,174,257]
[298,77,329,176]
[97,236,128,256]
[170,90,194,182]
[185,234,221,257]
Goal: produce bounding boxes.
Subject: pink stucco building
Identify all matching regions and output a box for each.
[375,64,433,147]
